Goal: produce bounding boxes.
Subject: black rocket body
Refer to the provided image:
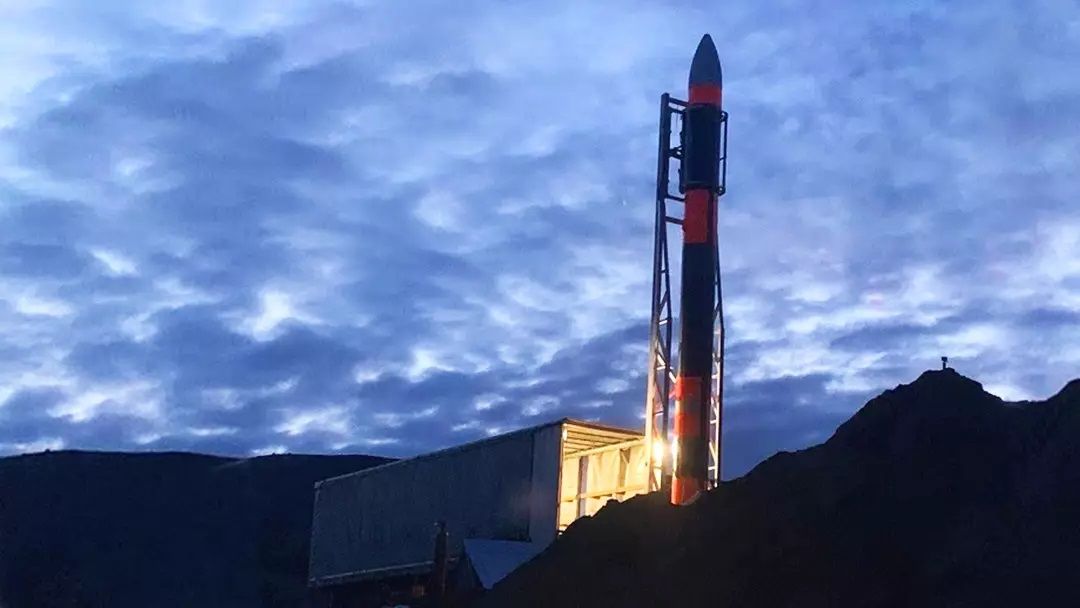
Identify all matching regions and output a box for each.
[672,34,723,505]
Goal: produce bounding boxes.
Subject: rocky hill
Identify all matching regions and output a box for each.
[0,451,390,608]
[482,369,1080,607]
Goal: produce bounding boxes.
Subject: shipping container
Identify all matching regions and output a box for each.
[308,418,645,603]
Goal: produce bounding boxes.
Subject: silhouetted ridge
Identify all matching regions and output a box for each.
[1051,378,1080,402]
[0,450,392,608]
[829,368,1006,454]
[483,371,1080,608]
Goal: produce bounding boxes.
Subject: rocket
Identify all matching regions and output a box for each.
[672,34,722,505]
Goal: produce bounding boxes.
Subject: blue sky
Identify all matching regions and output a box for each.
[0,1,1077,477]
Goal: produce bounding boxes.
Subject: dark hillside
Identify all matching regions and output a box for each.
[0,450,390,608]
[483,370,1080,607]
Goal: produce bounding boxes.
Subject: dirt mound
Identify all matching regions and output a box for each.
[483,369,1080,607]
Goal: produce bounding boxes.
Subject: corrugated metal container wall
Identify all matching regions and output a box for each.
[309,424,560,584]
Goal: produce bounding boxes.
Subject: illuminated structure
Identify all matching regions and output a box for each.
[309,419,646,605]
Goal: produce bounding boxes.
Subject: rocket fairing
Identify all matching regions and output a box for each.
[672,34,722,506]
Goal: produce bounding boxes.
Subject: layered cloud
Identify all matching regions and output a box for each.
[0,0,1077,477]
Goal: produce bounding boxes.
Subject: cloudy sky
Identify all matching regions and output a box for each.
[0,0,1077,477]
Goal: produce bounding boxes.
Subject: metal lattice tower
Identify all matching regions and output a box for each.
[643,93,728,496]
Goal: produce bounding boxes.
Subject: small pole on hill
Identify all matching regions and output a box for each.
[941,356,949,370]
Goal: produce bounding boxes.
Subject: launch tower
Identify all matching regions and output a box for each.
[643,34,728,504]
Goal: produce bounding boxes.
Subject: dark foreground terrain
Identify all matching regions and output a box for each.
[0,450,390,607]
[483,369,1080,607]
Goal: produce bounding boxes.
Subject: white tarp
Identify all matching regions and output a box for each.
[462,539,545,589]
